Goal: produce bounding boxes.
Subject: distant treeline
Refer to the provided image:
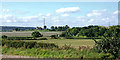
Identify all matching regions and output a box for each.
[1,26,36,32]
[60,25,120,38]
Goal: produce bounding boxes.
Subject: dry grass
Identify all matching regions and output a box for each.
[1,31,62,37]
[26,39,96,48]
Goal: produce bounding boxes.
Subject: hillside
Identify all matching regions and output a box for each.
[0,26,36,32]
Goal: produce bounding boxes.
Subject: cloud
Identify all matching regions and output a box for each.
[1,8,118,27]
[2,9,10,12]
[113,10,120,15]
[61,14,69,17]
[88,19,94,22]
[39,13,42,16]
[13,10,30,15]
[56,7,81,13]
[6,20,11,23]
[87,9,106,17]
[46,13,51,16]
[23,20,28,22]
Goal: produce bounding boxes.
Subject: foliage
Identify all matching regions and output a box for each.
[50,25,69,31]
[93,26,120,58]
[44,25,47,29]
[2,35,8,40]
[15,28,21,31]
[50,35,58,39]
[32,31,43,39]
[2,45,106,58]
[6,37,47,40]
[2,40,58,48]
[61,25,108,38]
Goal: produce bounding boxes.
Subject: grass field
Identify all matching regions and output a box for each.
[1,31,97,48]
[1,31,63,37]
[25,39,96,48]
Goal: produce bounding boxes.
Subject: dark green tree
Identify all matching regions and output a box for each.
[55,26,58,31]
[70,28,79,36]
[15,28,20,31]
[2,35,8,40]
[32,31,43,39]
[51,26,55,31]
[93,27,120,58]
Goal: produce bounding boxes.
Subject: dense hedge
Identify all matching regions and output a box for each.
[6,37,47,40]
[2,40,58,48]
[7,37,33,40]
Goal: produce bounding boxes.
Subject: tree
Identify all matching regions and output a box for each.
[55,26,58,31]
[65,25,69,30]
[50,35,58,39]
[51,26,55,31]
[70,28,79,36]
[57,26,62,31]
[32,31,43,39]
[2,35,7,40]
[93,27,120,58]
[44,25,47,30]
[15,28,20,31]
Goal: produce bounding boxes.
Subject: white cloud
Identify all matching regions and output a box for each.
[46,13,51,16]
[113,10,120,15]
[6,20,11,23]
[13,20,17,22]
[39,13,42,16]
[2,9,10,12]
[22,16,38,19]
[1,8,118,27]
[23,20,28,22]
[13,10,30,14]
[87,9,106,17]
[61,14,69,17]
[88,19,94,22]
[56,7,81,13]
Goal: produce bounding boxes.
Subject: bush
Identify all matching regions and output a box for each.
[93,27,120,58]
[2,40,58,48]
[2,35,8,40]
[32,31,43,39]
[7,37,33,40]
[50,35,58,39]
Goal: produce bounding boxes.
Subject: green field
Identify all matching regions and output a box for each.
[1,31,97,48]
[25,39,96,48]
[1,31,63,37]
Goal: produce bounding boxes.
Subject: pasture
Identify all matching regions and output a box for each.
[1,31,62,37]
[1,31,96,48]
[24,39,96,48]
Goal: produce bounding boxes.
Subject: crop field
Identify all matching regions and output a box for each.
[25,39,96,48]
[1,31,96,48]
[1,31,63,37]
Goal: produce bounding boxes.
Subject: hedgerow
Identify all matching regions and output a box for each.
[2,40,58,48]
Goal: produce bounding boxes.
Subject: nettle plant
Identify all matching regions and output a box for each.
[93,26,120,58]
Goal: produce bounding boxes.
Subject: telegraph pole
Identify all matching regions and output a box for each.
[43,17,45,26]
[43,17,47,30]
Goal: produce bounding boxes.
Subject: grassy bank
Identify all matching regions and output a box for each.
[2,47,105,58]
[25,39,96,48]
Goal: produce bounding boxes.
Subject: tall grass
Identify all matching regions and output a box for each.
[2,45,105,58]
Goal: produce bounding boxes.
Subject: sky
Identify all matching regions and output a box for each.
[0,2,119,28]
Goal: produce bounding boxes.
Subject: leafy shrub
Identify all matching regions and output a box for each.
[7,37,33,40]
[93,27,120,58]
[32,31,43,39]
[50,35,58,39]
[2,40,58,48]
[2,35,8,39]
